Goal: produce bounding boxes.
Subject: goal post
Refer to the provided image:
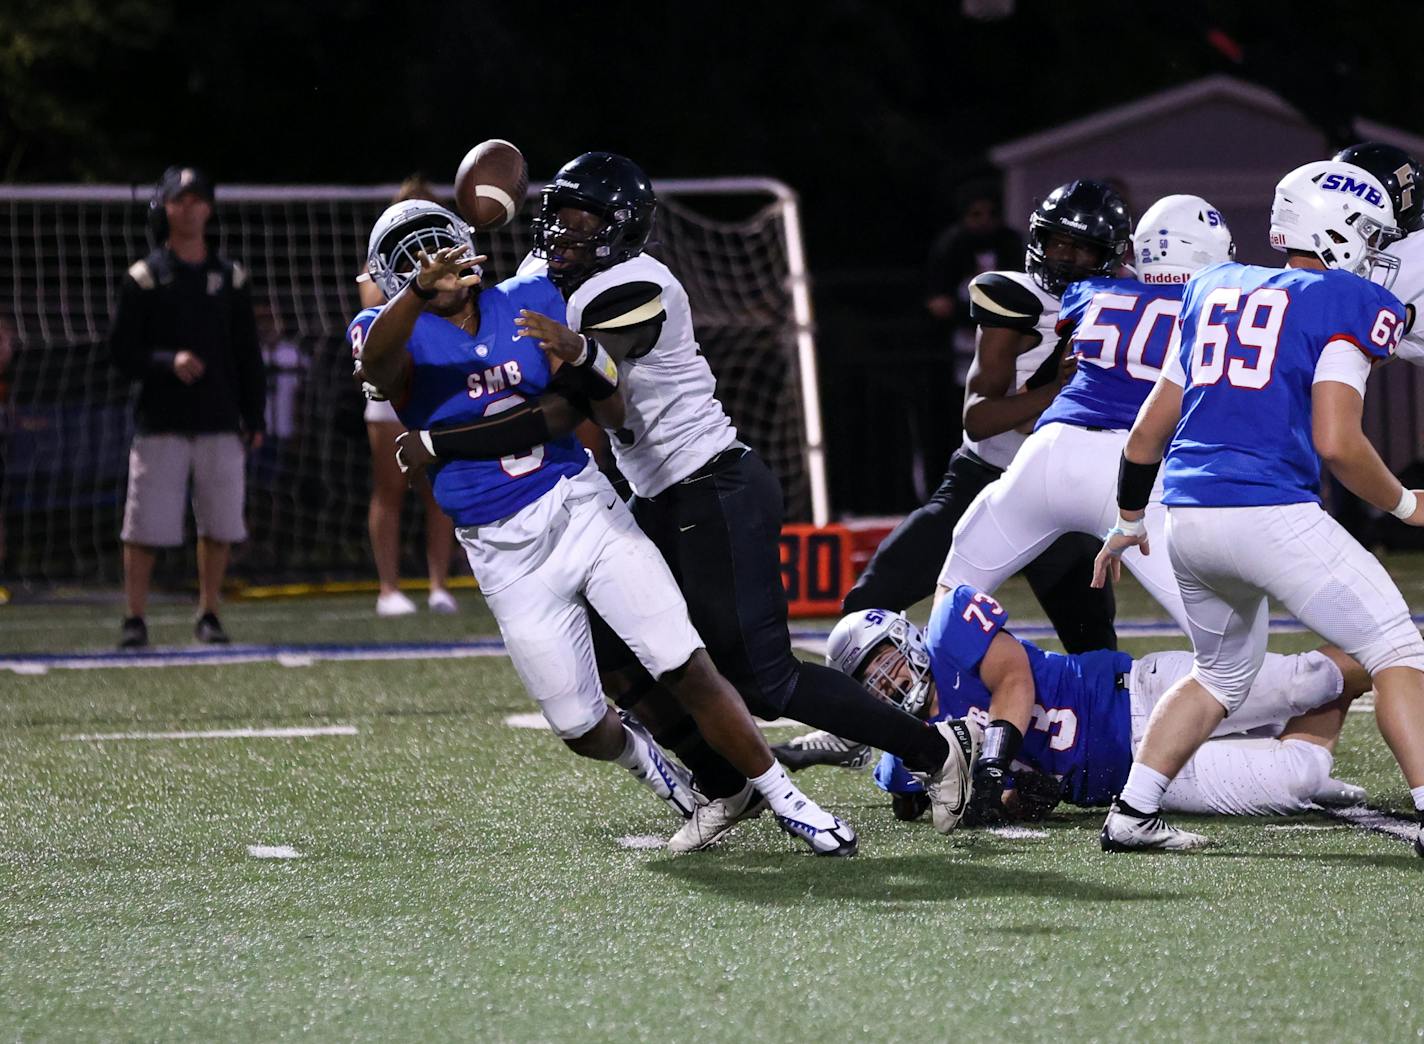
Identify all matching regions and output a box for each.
[0,179,829,589]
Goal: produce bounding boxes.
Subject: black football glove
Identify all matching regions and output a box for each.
[892,791,931,822]
[1003,766,1064,821]
[962,719,1024,827]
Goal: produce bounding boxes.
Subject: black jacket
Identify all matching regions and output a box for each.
[109,247,265,436]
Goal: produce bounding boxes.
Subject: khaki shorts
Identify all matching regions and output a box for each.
[121,433,248,547]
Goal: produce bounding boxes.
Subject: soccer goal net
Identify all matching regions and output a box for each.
[0,180,827,588]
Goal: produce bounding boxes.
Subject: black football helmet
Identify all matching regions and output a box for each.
[1332,142,1424,234]
[532,152,656,289]
[1025,179,1131,297]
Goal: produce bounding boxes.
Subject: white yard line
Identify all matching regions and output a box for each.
[247,845,303,859]
[987,826,1049,840]
[63,725,358,742]
[1323,805,1420,844]
[616,835,667,850]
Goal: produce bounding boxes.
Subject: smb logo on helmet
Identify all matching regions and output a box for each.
[1319,172,1385,208]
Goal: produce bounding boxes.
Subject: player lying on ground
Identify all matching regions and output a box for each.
[936,193,1236,631]
[811,589,1369,825]
[348,199,856,856]
[395,152,980,851]
[1093,158,1424,854]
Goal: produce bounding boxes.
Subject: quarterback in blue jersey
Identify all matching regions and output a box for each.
[1096,160,1424,854]
[350,199,857,856]
[939,195,1235,633]
[827,589,1369,825]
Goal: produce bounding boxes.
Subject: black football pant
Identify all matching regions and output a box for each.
[591,448,948,798]
[842,446,1117,653]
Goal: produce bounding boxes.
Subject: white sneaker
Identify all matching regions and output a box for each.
[667,782,768,852]
[775,796,858,856]
[376,590,418,617]
[1311,778,1367,807]
[1100,800,1212,852]
[913,718,982,835]
[427,589,459,614]
[773,729,874,771]
[619,712,703,819]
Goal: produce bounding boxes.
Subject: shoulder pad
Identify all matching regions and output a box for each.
[969,272,1045,331]
[581,280,665,331]
[230,261,248,289]
[127,260,156,290]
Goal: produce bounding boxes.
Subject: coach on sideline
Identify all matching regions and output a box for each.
[109,166,266,649]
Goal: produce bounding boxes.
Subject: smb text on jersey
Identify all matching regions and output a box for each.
[875,585,1132,806]
[346,274,588,526]
[1039,277,1185,431]
[1165,262,1405,507]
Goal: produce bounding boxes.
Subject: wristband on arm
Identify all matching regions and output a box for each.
[561,335,620,402]
[1391,488,1418,521]
[1117,452,1162,513]
[979,719,1024,773]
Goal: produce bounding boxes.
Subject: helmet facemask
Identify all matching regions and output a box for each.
[532,188,655,290]
[856,624,934,718]
[1270,161,1406,289]
[1026,223,1118,297]
[367,204,478,301]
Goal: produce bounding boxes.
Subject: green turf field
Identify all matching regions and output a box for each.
[3,564,1424,1041]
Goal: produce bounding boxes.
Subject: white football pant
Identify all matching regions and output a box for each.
[938,423,1189,631]
[1129,648,1344,814]
[1165,502,1424,713]
[460,464,702,739]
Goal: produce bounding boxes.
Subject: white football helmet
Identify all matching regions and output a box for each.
[1133,195,1235,284]
[826,609,933,716]
[366,200,478,300]
[1269,160,1405,287]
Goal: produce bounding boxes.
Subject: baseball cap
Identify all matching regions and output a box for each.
[157,166,215,204]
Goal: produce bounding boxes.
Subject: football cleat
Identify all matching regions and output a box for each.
[773,729,874,772]
[1100,800,1212,852]
[775,798,858,857]
[1311,778,1368,808]
[913,718,983,834]
[667,782,768,853]
[619,711,703,819]
[427,589,459,614]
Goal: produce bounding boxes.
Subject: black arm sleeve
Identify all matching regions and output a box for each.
[1117,452,1162,512]
[427,391,588,460]
[109,277,171,379]
[229,272,266,434]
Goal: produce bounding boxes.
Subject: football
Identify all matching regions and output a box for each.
[454,139,529,231]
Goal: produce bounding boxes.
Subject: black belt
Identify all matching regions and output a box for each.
[679,445,750,484]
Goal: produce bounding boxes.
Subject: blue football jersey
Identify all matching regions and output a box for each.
[1164,262,1405,507]
[346,273,588,526]
[874,585,1133,807]
[1037,277,1185,432]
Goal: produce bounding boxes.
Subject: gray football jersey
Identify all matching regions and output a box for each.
[521,253,738,497]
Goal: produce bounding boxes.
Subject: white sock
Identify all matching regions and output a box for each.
[613,725,647,772]
[748,760,809,819]
[1411,784,1424,815]
[1120,763,1172,815]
